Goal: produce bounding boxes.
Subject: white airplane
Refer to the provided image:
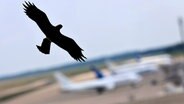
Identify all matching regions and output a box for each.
[105,59,159,76]
[54,72,115,94]
[54,70,142,94]
[140,54,172,65]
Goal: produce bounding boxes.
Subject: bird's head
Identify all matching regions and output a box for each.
[55,24,63,30]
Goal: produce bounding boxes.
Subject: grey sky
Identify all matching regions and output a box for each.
[0,0,183,76]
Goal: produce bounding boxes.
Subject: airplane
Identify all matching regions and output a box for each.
[54,72,115,94]
[54,70,142,94]
[140,54,172,65]
[108,54,172,76]
[105,58,159,76]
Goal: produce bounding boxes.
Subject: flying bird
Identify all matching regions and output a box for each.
[23,1,86,62]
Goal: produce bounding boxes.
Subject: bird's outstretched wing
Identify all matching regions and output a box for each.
[23,1,53,28]
[55,35,87,62]
[67,40,87,62]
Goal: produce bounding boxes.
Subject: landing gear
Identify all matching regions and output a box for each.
[96,87,105,94]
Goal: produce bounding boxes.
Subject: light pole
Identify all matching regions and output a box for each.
[177,17,184,88]
[178,17,184,49]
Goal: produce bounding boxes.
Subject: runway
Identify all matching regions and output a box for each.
[3,72,171,104]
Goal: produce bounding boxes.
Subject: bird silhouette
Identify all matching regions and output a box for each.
[23,1,86,62]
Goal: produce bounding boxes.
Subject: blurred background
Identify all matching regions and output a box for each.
[1,0,184,104]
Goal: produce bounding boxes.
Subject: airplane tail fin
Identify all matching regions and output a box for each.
[54,72,72,88]
[90,65,104,79]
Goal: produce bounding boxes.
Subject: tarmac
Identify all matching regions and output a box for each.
[3,71,177,104]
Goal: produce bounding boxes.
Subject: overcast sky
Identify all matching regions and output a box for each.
[0,0,183,76]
